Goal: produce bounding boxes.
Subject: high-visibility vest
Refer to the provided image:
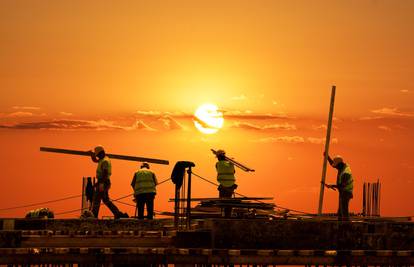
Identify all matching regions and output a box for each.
[134,169,156,194]
[338,165,353,193]
[216,160,236,187]
[96,156,112,181]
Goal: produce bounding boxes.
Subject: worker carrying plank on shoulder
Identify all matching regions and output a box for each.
[323,152,354,221]
[89,145,128,219]
[131,162,158,219]
[215,149,238,217]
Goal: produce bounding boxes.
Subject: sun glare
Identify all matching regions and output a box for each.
[194,103,224,134]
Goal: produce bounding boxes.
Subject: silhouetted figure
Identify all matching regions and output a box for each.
[324,152,354,221]
[131,162,158,219]
[89,145,128,219]
[215,149,237,217]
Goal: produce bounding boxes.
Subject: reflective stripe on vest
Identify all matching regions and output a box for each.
[134,170,156,194]
[96,156,111,181]
[338,165,353,193]
[216,160,235,187]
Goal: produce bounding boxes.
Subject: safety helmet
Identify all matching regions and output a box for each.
[332,155,344,167]
[94,145,105,155]
[216,149,226,156]
[141,162,150,169]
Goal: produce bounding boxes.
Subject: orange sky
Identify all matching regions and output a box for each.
[0,0,413,218]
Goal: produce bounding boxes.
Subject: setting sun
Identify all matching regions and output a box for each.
[193,103,224,134]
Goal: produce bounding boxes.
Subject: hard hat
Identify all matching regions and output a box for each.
[216,149,226,156]
[94,145,105,155]
[141,162,150,169]
[332,155,344,167]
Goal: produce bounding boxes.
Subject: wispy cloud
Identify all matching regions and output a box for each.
[12,106,41,110]
[371,107,414,117]
[253,136,338,144]
[59,112,73,116]
[378,125,391,131]
[159,115,186,130]
[311,124,339,131]
[224,110,289,120]
[6,111,34,118]
[400,90,410,93]
[231,122,296,131]
[231,94,247,101]
[0,119,155,131]
[254,136,305,144]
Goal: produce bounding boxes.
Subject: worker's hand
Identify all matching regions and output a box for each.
[323,151,327,157]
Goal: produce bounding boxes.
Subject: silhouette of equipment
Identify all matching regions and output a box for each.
[170,161,195,228]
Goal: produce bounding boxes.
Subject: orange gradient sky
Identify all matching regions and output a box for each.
[1,0,413,218]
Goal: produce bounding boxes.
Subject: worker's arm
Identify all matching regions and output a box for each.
[131,174,136,189]
[323,151,334,166]
[89,151,99,163]
[100,161,110,182]
[153,172,158,185]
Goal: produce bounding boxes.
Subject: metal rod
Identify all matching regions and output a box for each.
[40,147,169,165]
[318,85,336,215]
[186,167,192,229]
[211,149,254,172]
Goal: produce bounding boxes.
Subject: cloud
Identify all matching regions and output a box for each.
[254,136,305,144]
[371,107,414,117]
[231,122,296,131]
[306,137,338,144]
[378,125,391,131]
[0,119,156,131]
[400,90,410,93]
[12,106,41,110]
[359,116,384,121]
[231,94,247,101]
[158,115,186,130]
[253,136,338,144]
[59,112,73,116]
[311,124,338,130]
[6,111,34,118]
[224,110,289,120]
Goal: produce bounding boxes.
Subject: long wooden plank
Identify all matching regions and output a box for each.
[40,147,169,165]
[318,85,336,215]
[169,197,273,202]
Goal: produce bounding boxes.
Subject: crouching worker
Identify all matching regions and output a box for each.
[131,162,158,219]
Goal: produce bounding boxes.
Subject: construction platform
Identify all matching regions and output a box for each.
[1,217,414,265]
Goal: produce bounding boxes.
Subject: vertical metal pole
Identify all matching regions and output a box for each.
[378,180,381,217]
[81,177,88,215]
[186,167,192,229]
[174,183,180,228]
[318,85,336,215]
[362,182,366,216]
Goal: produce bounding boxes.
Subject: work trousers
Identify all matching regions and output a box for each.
[218,185,236,218]
[91,185,122,218]
[338,191,353,221]
[135,193,156,219]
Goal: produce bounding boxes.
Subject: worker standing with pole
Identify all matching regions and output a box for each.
[90,145,128,219]
[131,162,158,219]
[323,153,354,221]
[215,149,237,217]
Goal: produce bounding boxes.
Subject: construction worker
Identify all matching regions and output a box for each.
[131,162,158,219]
[215,149,237,217]
[324,152,354,221]
[89,146,128,219]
